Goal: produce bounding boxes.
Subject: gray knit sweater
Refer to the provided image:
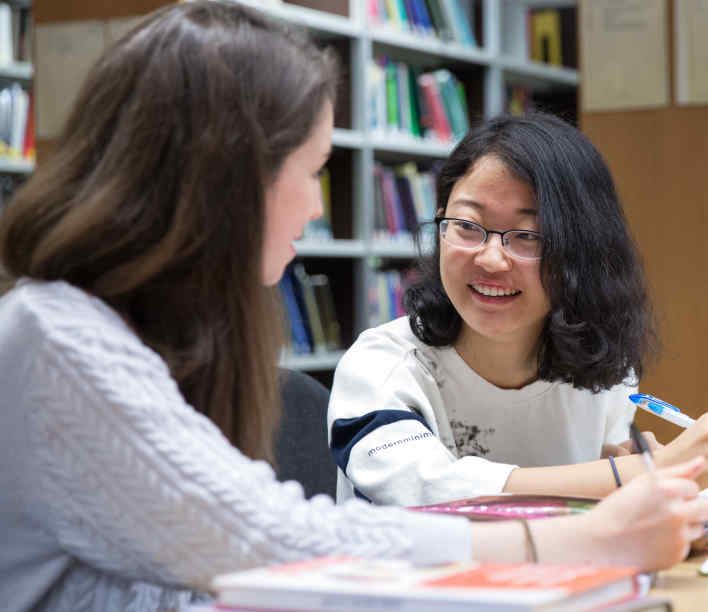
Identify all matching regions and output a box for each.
[0,280,472,612]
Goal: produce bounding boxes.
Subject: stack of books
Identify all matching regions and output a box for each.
[0,82,33,162]
[0,2,32,64]
[368,60,470,143]
[204,555,670,611]
[373,161,437,239]
[368,0,477,47]
[280,263,341,356]
[368,268,418,328]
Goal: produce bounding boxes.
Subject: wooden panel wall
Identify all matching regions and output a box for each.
[581,0,708,441]
[34,0,173,162]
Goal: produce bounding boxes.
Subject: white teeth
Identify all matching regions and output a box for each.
[471,284,520,297]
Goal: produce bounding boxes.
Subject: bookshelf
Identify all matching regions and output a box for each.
[0,0,34,214]
[218,1,582,378]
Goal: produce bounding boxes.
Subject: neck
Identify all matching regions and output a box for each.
[453,325,542,390]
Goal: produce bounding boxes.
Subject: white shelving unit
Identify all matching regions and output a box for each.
[251,0,579,372]
[0,1,35,178]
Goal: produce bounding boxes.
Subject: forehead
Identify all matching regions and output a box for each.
[446,155,537,216]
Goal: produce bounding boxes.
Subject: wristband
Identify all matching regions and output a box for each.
[608,455,622,488]
[519,518,538,563]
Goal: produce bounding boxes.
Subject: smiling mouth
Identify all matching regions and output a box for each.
[469,284,521,298]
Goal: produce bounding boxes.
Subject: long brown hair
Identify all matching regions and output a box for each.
[0,1,338,461]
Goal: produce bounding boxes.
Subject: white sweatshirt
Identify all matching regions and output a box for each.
[328,317,636,506]
[0,280,473,612]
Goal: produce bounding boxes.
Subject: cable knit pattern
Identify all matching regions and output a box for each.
[0,280,472,612]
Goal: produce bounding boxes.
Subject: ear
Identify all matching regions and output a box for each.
[435,207,445,218]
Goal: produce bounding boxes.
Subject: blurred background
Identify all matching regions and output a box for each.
[7,0,706,442]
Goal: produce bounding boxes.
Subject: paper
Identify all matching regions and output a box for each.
[580,0,669,112]
[675,0,708,105]
[35,21,106,139]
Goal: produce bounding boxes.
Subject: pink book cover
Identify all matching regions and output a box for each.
[409,493,598,521]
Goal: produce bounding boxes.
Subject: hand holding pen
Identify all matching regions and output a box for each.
[630,423,656,474]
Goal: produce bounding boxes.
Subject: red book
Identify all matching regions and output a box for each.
[22,90,34,160]
[211,556,642,611]
[410,493,598,521]
[417,72,452,142]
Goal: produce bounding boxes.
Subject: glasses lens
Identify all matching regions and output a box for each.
[506,231,543,259]
[440,219,485,249]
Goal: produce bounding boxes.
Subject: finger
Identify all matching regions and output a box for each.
[659,456,706,480]
[603,443,630,457]
[685,523,705,542]
[671,498,708,524]
[659,478,700,501]
[642,431,662,451]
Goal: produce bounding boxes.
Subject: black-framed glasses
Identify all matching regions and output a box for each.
[435,216,544,260]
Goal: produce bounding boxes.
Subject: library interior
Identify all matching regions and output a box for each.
[2,1,708,611]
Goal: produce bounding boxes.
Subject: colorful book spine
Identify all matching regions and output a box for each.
[417,72,452,141]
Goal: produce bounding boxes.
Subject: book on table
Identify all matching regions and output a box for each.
[211,555,644,611]
[409,493,598,521]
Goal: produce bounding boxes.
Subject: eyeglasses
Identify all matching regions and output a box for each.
[435,216,544,260]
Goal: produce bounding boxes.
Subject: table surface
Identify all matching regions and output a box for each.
[651,554,708,611]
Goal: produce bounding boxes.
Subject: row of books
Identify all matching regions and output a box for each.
[374,161,437,239]
[527,6,577,69]
[0,83,34,161]
[302,167,333,240]
[368,59,470,143]
[368,268,417,328]
[0,2,31,64]
[368,0,477,48]
[280,263,341,356]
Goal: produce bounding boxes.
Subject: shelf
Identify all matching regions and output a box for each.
[294,239,366,258]
[0,62,33,81]
[236,0,360,38]
[0,157,34,174]
[280,349,346,371]
[369,135,455,159]
[499,57,579,87]
[332,128,365,149]
[370,27,492,67]
[370,237,418,259]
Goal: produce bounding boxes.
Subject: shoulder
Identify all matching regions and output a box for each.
[337,317,435,377]
[1,278,168,377]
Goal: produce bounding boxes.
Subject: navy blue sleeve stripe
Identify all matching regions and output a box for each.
[330,409,432,473]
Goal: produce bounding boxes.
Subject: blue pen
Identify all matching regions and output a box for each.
[628,393,696,429]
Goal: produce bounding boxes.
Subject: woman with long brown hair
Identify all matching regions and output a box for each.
[0,2,705,612]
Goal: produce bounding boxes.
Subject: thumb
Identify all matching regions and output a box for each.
[659,456,706,480]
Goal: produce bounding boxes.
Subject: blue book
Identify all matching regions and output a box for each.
[413,0,434,33]
[446,0,476,46]
[279,268,312,354]
[402,0,417,26]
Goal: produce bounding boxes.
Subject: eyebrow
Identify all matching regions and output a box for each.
[449,198,537,217]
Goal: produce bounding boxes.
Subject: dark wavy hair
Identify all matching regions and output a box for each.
[405,113,657,392]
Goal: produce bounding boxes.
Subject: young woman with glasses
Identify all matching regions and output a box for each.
[0,5,706,611]
[329,113,708,508]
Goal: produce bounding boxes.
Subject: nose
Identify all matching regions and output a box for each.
[310,190,324,221]
[473,233,511,272]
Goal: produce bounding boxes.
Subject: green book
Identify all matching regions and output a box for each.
[407,66,422,137]
[385,61,400,131]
